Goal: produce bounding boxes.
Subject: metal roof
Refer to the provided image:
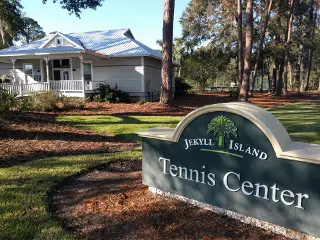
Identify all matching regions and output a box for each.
[0,29,162,59]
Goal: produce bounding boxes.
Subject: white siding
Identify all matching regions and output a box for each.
[45,37,74,48]
[85,56,144,94]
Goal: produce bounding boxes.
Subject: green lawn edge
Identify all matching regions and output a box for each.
[0,149,141,240]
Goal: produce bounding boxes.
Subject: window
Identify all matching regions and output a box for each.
[23,64,33,77]
[61,59,70,67]
[56,37,63,46]
[53,60,60,68]
[83,62,92,81]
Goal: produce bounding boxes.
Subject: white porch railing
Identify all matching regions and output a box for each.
[0,83,49,96]
[0,80,106,96]
[50,80,83,92]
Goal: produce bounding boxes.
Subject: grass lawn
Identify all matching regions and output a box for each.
[57,102,320,144]
[0,102,318,240]
[57,115,181,142]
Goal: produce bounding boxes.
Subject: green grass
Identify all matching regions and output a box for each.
[0,102,318,240]
[57,103,319,144]
[0,150,141,240]
[57,115,181,142]
[268,102,320,144]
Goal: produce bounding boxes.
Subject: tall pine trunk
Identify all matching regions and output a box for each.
[304,2,316,91]
[250,0,273,95]
[237,0,243,87]
[239,0,254,101]
[295,62,301,94]
[160,0,175,105]
[259,63,264,92]
[275,1,283,96]
[272,68,277,94]
[283,0,294,97]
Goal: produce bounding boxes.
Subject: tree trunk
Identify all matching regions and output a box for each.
[239,0,254,101]
[250,0,273,95]
[272,68,277,94]
[276,63,284,96]
[283,0,294,97]
[259,64,264,92]
[237,0,244,87]
[304,3,317,91]
[160,0,175,105]
[267,70,271,93]
[295,62,301,94]
[274,1,282,96]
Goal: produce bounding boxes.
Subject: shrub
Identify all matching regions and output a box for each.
[136,99,147,105]
[91,84,130,103]
[0,88,16,118]
[20,91,84,112]
[175,77,192,96]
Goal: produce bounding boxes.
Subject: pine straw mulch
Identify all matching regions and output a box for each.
[0,112,138,168]
[50,160,290,240]
[57,91,320,116]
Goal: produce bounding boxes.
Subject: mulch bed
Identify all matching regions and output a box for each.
[57,92,320,116]
[51,160,290,240]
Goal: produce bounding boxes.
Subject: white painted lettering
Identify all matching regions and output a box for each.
[223,172,240,192]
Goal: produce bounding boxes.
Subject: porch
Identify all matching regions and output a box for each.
[0,53,105,97]
[0,80,104,97]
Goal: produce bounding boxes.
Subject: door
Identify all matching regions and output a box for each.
[53,70,61,80]
[63,70,70,80]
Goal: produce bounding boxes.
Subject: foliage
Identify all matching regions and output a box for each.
[136,99,147,105]
[207,115,237,147]
[175,77,192,95]
[180,0,320,95]
[20,17,45,44]
[0,88,16,118]
[0,0,24,48]
[91,84,130,103]
[20,91,84,112]
[42,0,105,18]
[181,46,232,91]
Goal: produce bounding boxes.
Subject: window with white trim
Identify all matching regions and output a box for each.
[56,37,63,46]
[23,64,33,77]
[83,62,92,81]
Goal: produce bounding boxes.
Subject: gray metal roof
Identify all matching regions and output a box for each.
[0,29,162,59]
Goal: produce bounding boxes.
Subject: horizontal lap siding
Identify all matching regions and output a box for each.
[144,57,161,93]
[89,57,143,93]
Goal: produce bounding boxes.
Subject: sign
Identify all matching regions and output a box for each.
[137,103,320,237]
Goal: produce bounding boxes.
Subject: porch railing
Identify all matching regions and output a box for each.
[50,80,83,91]
[0,82,49,96]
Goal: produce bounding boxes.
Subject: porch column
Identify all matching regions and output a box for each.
[40,59,44,83]
[70,57,74,80]
[44,57,50,90]
[79,54,85,97]
[10,59,17,83]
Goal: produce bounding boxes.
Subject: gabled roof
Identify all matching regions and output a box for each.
[0,29,162,60]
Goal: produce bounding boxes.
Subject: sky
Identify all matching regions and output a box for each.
[20,0,189,49]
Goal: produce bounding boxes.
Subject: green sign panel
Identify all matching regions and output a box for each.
[138,103,320,238]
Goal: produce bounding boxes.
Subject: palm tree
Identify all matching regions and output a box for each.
[207,116,238,148]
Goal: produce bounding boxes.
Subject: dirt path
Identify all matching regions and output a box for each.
[51,160,290,240]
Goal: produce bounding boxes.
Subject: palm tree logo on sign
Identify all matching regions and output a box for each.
[207,115,238,148]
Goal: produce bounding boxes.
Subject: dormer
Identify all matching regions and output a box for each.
[40,32,83,49]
